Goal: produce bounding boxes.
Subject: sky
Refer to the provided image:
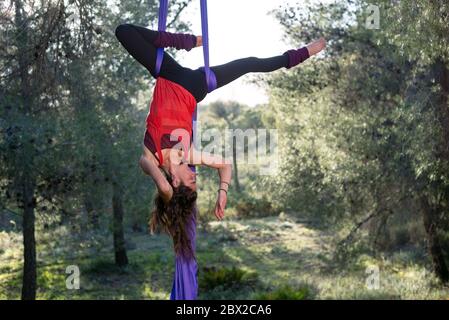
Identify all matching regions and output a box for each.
[176,0,294,106]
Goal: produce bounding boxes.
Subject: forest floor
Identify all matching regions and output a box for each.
[1,213,448,300]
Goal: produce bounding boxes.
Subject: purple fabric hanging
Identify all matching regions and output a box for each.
[169,91,200,300]
[155,0,217,92]
[169,205,199,300]
[199,0,217,92]
[155,0,168,77]
[155,0,213,300]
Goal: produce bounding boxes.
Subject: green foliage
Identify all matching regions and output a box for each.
[2,0,449,299]
[234,194,277,218]
[84,258,144,276]
[2,215,449,300]
[253,284,313,300]
[199,266,258,291]
[264,1,449,280]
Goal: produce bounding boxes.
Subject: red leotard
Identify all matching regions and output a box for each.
[146,77,197,166]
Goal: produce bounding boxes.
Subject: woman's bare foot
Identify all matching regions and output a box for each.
[196,35,203,47]
[306,37,326,56]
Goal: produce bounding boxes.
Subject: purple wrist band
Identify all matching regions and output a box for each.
[154,31,197,51]
[284,46,310,69]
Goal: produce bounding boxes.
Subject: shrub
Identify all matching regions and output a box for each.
[253,284,314,300]
[84,257,143,276]
[199,266,258,291]
[235,195,277,218]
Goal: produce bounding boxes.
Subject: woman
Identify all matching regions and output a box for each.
[115,23,326,298]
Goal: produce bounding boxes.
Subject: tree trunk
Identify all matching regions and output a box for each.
[232,136,241,192]
[430,58,449,282]
[420,196,449,283]
[84,196,99,229]
[112,181,128,267]
[14,0,37,300]
[224,117,241,192]
[21,176,36,300]
[436,59,449,159]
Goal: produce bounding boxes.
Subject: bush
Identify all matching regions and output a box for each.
[253,284,314,300]
[372,210,426,252]
[235,195,277,218]
[199,266,258,291]
[84,257,143,276]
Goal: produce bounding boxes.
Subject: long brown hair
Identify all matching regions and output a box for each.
[149,174,197,259]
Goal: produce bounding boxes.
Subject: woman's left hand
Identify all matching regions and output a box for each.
[214,190,227,221]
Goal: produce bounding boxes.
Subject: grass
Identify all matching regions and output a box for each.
[1,214,448,300]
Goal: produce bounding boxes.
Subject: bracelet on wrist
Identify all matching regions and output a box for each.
[218,188,228,195]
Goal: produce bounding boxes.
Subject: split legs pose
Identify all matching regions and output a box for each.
[115,23,326,104]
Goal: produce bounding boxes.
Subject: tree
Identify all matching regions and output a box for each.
[266,0,449,282]
[208,101,244,192]
[377,0,449,282]
[0,0,70,300]
[0,0,194,299]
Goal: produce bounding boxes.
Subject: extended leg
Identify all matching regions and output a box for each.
[205,38,325,92]
[210,54,293,90]
[190,51,307,103]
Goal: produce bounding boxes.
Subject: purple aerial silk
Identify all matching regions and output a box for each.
[155,0,168,77]
[199,0,217,93]
[155,0,217,92]
[156,0,214,299]
[169,105,199,300]
[169,205,199,300]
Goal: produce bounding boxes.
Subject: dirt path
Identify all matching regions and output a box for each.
[203,213,333,282]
